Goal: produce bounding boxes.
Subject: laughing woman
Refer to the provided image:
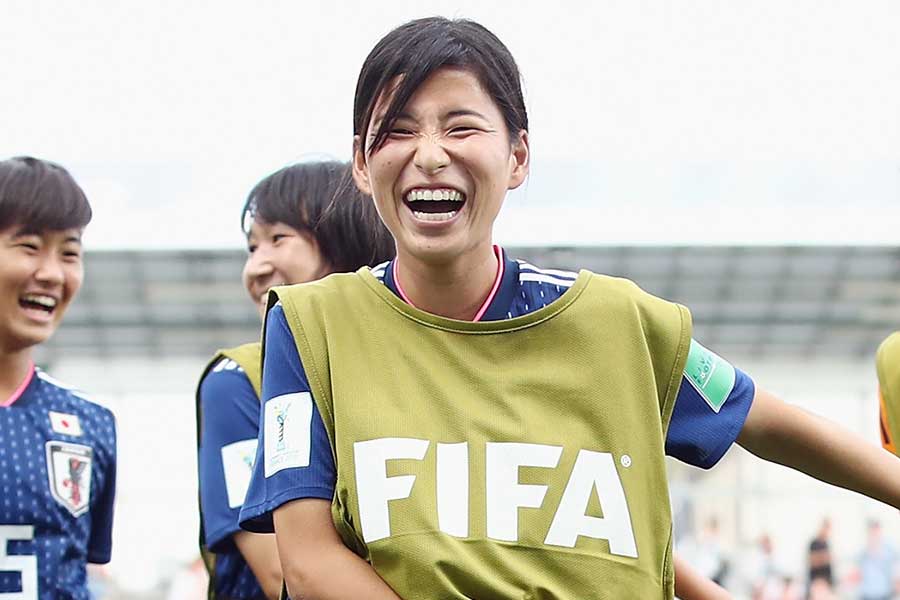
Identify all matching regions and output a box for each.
[0,157,116,599]
[239,18,900,600]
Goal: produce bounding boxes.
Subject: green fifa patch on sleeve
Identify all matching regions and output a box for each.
[684,339,736,413]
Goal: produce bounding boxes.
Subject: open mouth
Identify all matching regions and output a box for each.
[404,188,466,222]
[19,293,58,316]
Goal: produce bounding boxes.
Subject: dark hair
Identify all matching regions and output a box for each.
[0,156,92,233]
[354,17,528,154]
[241,161,394,272]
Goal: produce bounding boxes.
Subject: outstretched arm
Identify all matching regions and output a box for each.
[274,498,402,600]
[737,388,900,508]
[673,554,732,599]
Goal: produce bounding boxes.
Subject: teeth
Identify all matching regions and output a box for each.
[22,294,57,308]
[406,189,465,202]
[413,211,459,222]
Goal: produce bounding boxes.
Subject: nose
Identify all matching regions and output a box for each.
[244,247,275,288]
[33,253,65,287]
[413,135,450,175]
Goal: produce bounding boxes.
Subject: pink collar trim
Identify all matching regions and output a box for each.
[2,361,35,408]
[393,245,504,323]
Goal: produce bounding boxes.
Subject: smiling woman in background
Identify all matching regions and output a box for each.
[196,161,392,599]
[0,156,117,600]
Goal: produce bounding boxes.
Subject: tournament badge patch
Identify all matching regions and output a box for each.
[684,339,736,413]
[221,438,258,509]
[45,441,93,517]
[264,392,312,477]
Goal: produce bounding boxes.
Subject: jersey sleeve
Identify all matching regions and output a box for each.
[238,303,336,533]
[87,408,117,563]
[198,364,262,551]
[665,339,755,469]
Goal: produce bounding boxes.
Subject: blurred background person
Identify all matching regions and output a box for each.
[807,577,836,600]
[196,161,393,599]
[680,516,730,588]
[165,557,208,600]
[744,533,784,600]
[807,518,834,594]
[848,520,898,600]
[87,564,114,599]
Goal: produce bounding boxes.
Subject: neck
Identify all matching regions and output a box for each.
[0,346,34,404]
[395,245,500,321]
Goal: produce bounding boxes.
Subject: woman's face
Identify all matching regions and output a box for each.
[353,67,529,267]
[242,219,330,319]
[0,226,84,352]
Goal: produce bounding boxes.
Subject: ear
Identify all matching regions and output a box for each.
[352,135,373,196]
[507,130,530,190]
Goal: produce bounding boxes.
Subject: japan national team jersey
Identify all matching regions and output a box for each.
[197,357,267,599]
[239,249,756,533]
[0,365,116,600]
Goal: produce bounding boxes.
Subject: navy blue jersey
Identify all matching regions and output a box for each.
[0,366,116,599]
[240,251,755,532]
[197,358,267,599]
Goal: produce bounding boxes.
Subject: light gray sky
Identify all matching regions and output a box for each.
[2,1,898,249]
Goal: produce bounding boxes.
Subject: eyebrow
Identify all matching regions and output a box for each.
[11,227,83,242]
[391,109,489,123]
[10,227,33,238]
[446,109,489,120]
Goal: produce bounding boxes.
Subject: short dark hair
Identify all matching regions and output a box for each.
[241,161,394,272]
[0,156,92,233]
[354,17,528,154]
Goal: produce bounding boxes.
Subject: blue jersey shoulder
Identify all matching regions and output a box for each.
[238,304,335,534]
[32,369,117,463]
[199,361,260,444]
[505,265,756,469]
[197,359,266,598]
[35,370,115,422]
[1,368,117,598]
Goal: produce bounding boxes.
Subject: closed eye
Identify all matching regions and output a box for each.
[388,128,415,138]
[448,126,479,136]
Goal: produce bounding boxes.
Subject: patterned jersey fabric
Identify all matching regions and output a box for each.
[0,367,116,599]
